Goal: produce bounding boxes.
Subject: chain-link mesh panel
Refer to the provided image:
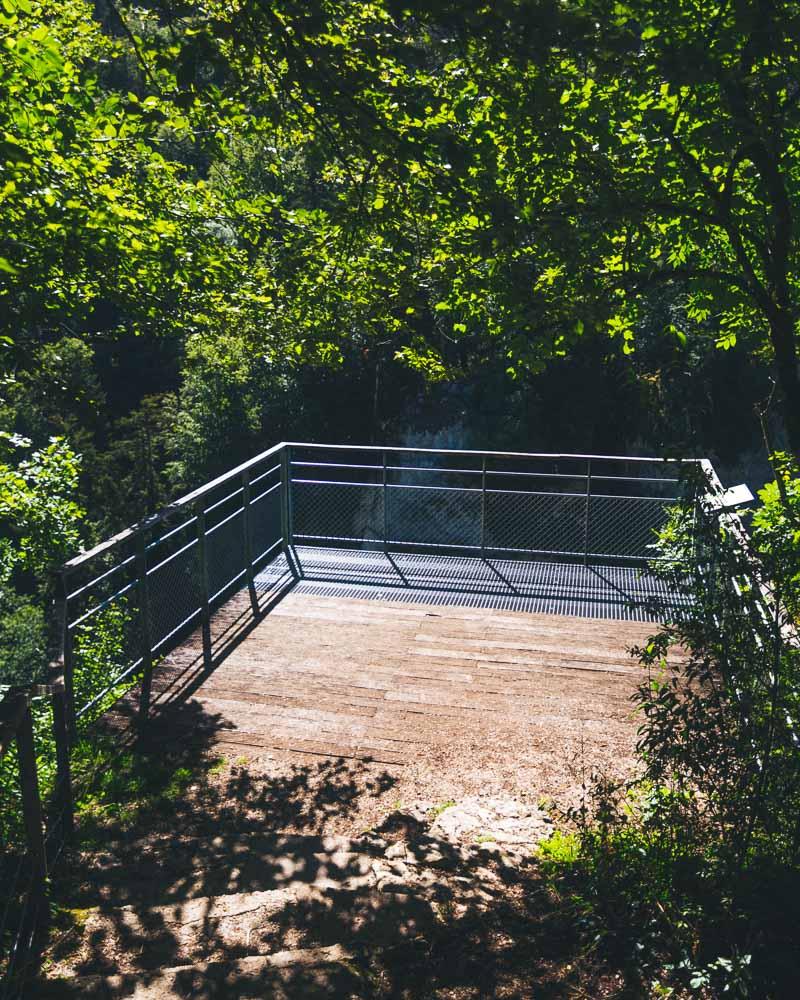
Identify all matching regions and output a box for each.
[205,507,247,602]
[249,482,281,564]
[292,481,383,543]
[484,489,587,555]
[146,536,202,654]
[588,495,671,560]
[386,485,481,548]
[66,548,144,725]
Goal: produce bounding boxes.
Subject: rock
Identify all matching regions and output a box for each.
[377,810,426,838]
[384,841,407,861]
[357,834,388,851]
[377,879,413,896]
[430,804,493,839]
[430,797,553,852]
[388,860,411,879]
[371,860,393,881]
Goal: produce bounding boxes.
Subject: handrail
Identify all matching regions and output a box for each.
[62,441,286,574]
[62,443,706,574]
[285,441,704,464]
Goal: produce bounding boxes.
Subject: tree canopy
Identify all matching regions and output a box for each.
[0,0,797,587]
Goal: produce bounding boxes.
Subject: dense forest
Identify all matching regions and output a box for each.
[2,1,800,996]
[3,0,799,680]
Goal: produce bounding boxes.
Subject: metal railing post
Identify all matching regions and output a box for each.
[280,444,299,578]
[135,532,153,731]
[480,455,487,556]
[382,450,388,551]
[583,459,592,567]
[196,504,212,670]
[241,469,259,616]
[286,444,294,546]
[16,699,48,910]
[50,682,74,846]
[279,447,289,549]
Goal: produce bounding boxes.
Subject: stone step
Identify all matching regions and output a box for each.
[46,824,485,982]
[35,944,361,999]
[57,882,438,976]
[68,832,389,908]
[46,805,538,989]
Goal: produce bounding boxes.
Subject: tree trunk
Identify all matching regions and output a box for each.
[769,307,800,463]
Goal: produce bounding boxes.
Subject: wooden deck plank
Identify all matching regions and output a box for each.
[152,589,654,767]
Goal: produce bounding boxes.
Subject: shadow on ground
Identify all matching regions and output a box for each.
[35,565,632,997]
[39,729,624,999]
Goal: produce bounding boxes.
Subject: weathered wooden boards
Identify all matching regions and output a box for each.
[150,590,658,769]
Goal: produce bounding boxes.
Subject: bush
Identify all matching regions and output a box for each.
[547,458,800,996]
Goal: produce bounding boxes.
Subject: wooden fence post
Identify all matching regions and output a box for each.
[16,699,48,910]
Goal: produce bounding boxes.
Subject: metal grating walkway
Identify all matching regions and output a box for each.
[255,547,685,621]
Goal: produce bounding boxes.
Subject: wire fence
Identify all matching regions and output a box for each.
[288,444,690,564]
[59,444,286,734]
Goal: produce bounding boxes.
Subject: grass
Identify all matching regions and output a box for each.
[208,755,228,775]
[42,904,98,970]
[428,799,456,821]
[73,744,217,842]
[535,830,581,869]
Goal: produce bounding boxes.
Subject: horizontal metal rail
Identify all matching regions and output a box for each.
[62,441,286,575]
[291,459,680,485]
[285,441,699,463]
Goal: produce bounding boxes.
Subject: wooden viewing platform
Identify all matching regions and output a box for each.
[145,566,657,803]
[59,442,697,817]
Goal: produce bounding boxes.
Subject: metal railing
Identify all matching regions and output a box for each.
[53,442,703,735]
[57,442,289,736]
[287,443,693,565]
[32,441,703,795]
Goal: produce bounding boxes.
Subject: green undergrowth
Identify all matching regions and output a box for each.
[428,799,456,821]
[530,459,800,998]
[73,745,223,844]
[535,790,800,998]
